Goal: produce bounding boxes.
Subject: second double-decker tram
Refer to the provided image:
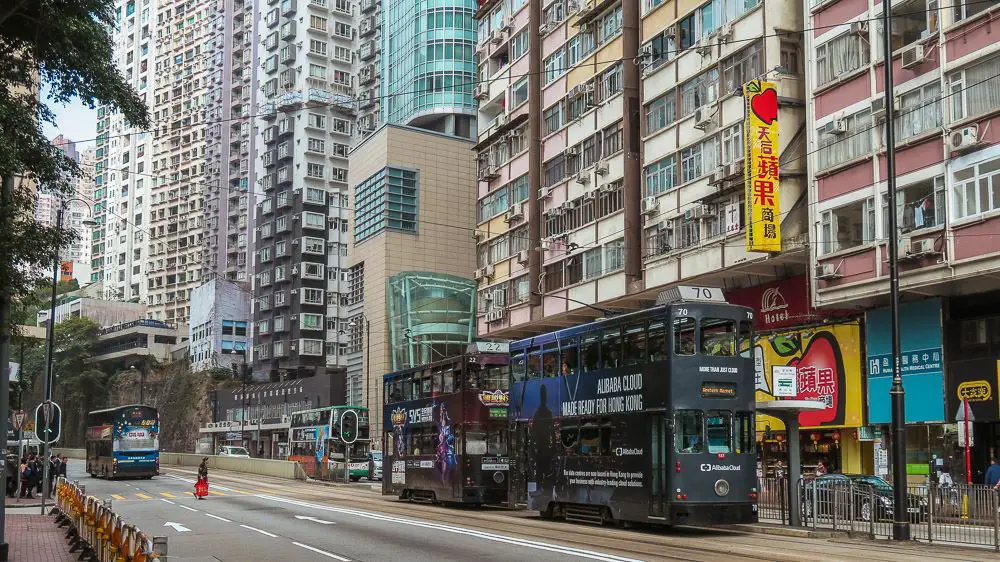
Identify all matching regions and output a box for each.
[509,286,758,526]
[382,342,511,505]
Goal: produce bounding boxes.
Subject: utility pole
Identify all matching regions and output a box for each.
[0,174,15,560]
[881,0,909,541]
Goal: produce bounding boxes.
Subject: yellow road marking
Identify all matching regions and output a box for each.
[207,490,225,496]
[230,489,253,495]
[160,492,176,499]
[111,494,126,500]
[136,493,152,499]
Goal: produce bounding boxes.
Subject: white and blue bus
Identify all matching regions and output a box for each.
[86,405,160,479]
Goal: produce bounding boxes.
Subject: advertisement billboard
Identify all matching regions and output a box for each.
[743,80,781,253]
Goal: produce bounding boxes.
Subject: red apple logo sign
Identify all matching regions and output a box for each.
[750,85,778,125]
[772,332,846,427]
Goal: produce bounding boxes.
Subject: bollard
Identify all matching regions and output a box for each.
[153,535,168,559]
[868,485,875,538]
[927,485,934,543]
[994,488,999,553]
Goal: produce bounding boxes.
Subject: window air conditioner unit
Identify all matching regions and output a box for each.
[726,159,744,179]
[563,199,579,210]
[575,170,590,184]
[485,264,495,277]
[948,125,981,152]
[538,186,552,199]
[823,119,848,135]
[594,160,609,175]
[639,43,655,60]
[641,196,658,215]
[657,219,673,230]
[473,230,486,242]
[901,44,926,69]
[871,98,886,120]
[815,263,841,280]
[564,146,579,157]
[539,23,555,35]
[475,267,485,279]
[583,190,596,201]
[708,166,726,186]
[516,249,529,264]
[695,38,713,56]
[850,21,868,34]
[474,82,490,100]
[504,205,523,223]
[910,238,936,255]
[694,104,716,130]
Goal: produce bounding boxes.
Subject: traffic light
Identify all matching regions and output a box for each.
[33,401,62,444]
[340,410,358,444]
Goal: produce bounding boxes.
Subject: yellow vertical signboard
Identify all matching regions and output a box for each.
[744,80,781,253]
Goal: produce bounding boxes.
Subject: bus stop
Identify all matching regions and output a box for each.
[756,400,826,526]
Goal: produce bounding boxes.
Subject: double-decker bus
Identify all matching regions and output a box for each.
[382,342,511,505]
[86,405,160,479]
[288,405,370,481]
[509,286,757,527]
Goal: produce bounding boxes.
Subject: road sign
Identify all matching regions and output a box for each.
[33,401,62,444]
[772,366,797,397]
[12,410,25,430]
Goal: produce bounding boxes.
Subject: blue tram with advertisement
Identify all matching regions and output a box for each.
[85,405,160,479]
[382,342,511,505]
[508,286,758,527]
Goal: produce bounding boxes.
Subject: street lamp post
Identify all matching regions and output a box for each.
[41,199,96,513]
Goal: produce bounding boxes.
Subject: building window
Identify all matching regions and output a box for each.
[679,68,719,118]
[721,123,743,165]
[643,29,674,71]
[815,31,869,87]
[952,155,1000,221]
[510,30,529,60]
[544,155,566,186]
[948,54,1000,122]
[645,90,676,134]
[309,39,328,56]
[348,262,364,304]
[355,167,418,242]
[645,155,676,196]
[598,5,622,44]
[893,82,942,141]
[816,109,872,171]
[603,121,623,156]
[544,101,565,135]
[511,77,528,107]
[306,163,325,179]
[680,136,719,184]
[301,288,324,305]
[299,339,324,356]
[309,15,328,31]
[819,198,876,255]
[953,0,995,22]
[300,313,324,331]
[597,63,623,102]
[882,176,946,234]
[566,31,595,66]
[544,47,565,83]
[721,42,762,94]
[307,113,326,128]
[605,239,624,272]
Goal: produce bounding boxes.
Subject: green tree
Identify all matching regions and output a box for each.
[1,0,149,337]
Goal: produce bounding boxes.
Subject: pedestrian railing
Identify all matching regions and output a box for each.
[52,477,166,561]
[758,476,1000,551]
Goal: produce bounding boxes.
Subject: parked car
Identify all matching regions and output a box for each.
[368,451,383,481]
[218,446,251,458]
[802,473,928,522]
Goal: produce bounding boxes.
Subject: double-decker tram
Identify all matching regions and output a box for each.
[288,405,371,481]
[382,342,511,505]
[509,286,757,526]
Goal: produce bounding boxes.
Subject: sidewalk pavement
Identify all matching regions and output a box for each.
[4,513,77,562]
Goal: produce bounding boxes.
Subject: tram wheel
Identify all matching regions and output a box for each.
[599,507,613,526]
[539,502,554,519]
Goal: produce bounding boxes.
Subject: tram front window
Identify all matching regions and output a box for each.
[701,319,735,356]
[705,411,733,453]
[674,410,704,453]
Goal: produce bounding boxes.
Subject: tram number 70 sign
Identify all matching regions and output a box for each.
[33,401,62,444]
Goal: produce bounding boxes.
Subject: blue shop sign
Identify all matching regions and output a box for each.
[865,298,945,424]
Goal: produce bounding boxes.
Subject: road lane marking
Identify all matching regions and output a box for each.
[164,522,191,533]
[160,492,176,499]
[257,495,641,562]
[239,524,277,538]
[207,490,225,496]
[178,504,199,512]
[136,493,152,499]
[111,494,126,500]
[295,515,335,525]
[160,499,176,505]
[204,513,231,523]
[293,542,351,561]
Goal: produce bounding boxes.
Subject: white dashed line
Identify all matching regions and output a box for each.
[293,542,351,561]
[160,498,176,505]
[204,513,231,523]
[239,524,277,538]
[178,504,199,512]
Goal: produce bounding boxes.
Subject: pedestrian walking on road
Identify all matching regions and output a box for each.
[194,457,209,500]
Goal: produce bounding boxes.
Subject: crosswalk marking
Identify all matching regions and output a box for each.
[136,493,152,499]
[160,492,176,499]
[111,494,126,500]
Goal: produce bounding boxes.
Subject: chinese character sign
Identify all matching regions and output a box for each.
[743,80,781,253]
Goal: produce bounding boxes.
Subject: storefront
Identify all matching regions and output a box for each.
[726,277,865,477]
[866,298,947,483]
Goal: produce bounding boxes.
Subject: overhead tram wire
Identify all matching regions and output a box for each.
[53,0,998,148]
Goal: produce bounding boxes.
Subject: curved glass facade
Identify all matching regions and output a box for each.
[386,271,476,370]
[382,0,478,127]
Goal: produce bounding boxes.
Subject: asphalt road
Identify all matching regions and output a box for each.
[67,464,638,562]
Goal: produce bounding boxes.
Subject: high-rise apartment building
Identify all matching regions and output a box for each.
[472,0,807,336]
[356,0,479,138]
[250,0,357,381]
[43,136,95,283]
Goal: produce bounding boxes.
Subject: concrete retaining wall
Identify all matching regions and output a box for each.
[52,448,305,481]
[160,453,306,480]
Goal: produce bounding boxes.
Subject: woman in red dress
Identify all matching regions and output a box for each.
[194,457,209,499]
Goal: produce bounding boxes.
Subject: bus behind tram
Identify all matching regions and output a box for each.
[509,286,757,527]
[382,342,511,505]
[86,405,160,479]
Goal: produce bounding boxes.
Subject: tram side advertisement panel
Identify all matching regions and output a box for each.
[386,395,464,500]
[511,367,651,519]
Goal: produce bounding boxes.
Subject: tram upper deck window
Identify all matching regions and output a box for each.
[602,327,622,368]
[560,337,579,376]
[623,323,646,366]
[701,319,735,356]
[581,332,600,372]
[705,410,733,453]
[648,321,667,361]
[478,365,509,390]
[674,317,696,356]
[675,410,704,453]
[542,341,559,377]
[512,350,527,383]
[527,350,542,379]
[738,321,754,358]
